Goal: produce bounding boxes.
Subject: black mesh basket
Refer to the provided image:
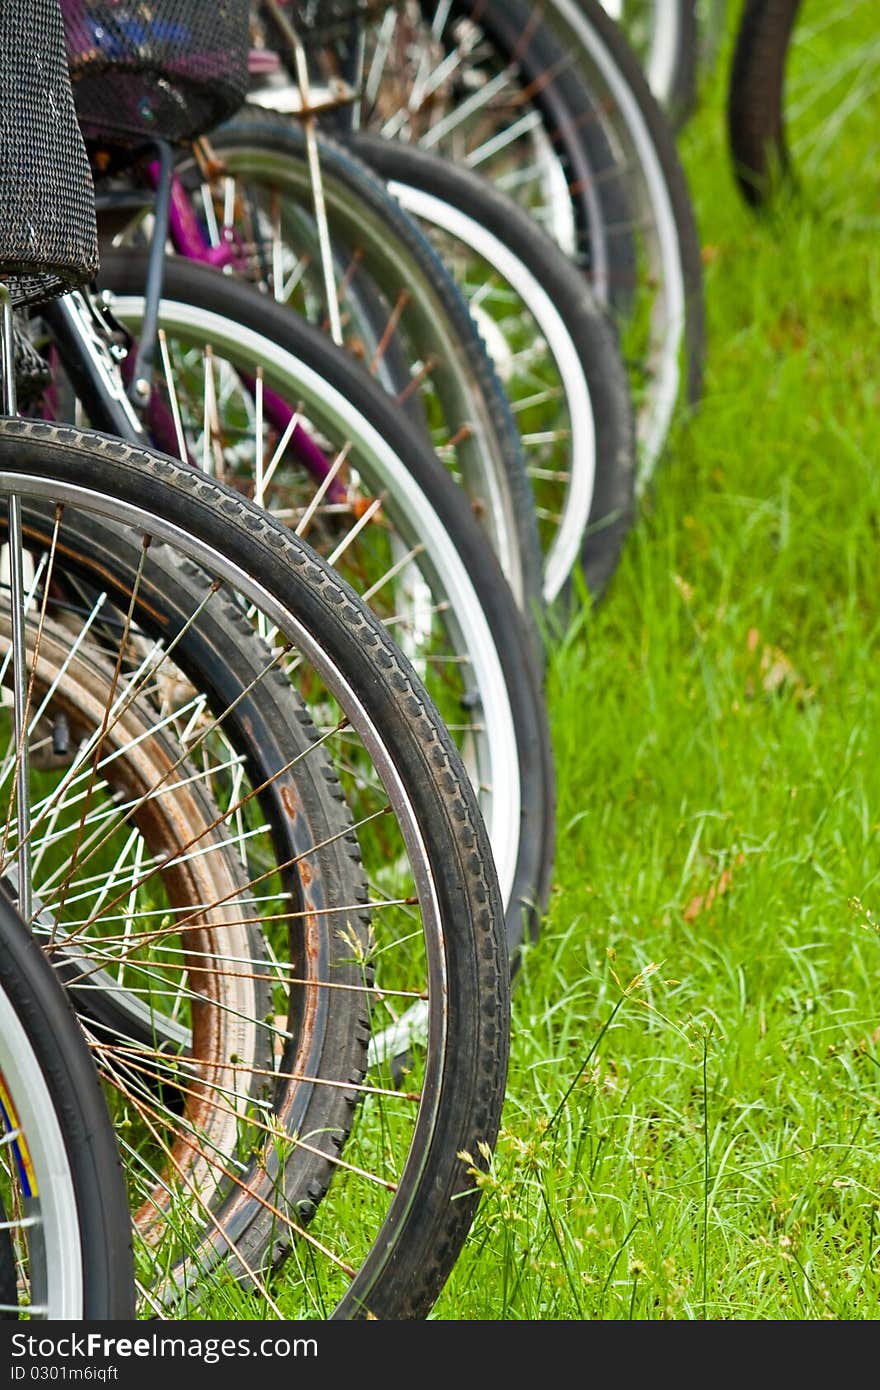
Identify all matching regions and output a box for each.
[0,0,99,308]
[61,0,252,148]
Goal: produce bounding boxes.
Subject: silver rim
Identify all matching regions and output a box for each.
[348,0,690,485]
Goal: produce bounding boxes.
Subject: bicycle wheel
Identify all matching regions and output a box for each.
[0,575,380,1292]
[726,0,807,208]
[599,0,699,126]
[0,881,133,1318]
[729,2,880,215]
[348,130,637,608]
[0,415,510,1319]
[101,108,544,613]
[52,250,556,960]
[279,0,705,486]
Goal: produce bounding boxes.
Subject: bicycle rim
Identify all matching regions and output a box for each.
[0,884,133,1318]
[0,978,85,1316]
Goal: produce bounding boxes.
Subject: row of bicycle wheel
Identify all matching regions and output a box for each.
[0,0,724,1320]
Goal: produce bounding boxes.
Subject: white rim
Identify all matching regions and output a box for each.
[0,985,84,1316]
[388,181,598,605]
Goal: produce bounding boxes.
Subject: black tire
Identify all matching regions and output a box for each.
[727,0,802,207]
[0,417,510,1320]
[0,882,134,1318]
[90,248,557,962]
[348,130,638,609]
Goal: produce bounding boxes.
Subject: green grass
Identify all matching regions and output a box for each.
[427,1,880,1320]
[181,2,880,1321]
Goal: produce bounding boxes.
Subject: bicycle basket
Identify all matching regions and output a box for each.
[0,0,99,308]
[61,1,252,148]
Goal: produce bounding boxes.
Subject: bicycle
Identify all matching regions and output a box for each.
[262,0,705,489]
[70,3,548,621]
[229,10,640,607]
[344,128,638,608]
[158,105,637,612]
[2,0,511,1319]
[47,0,559,965]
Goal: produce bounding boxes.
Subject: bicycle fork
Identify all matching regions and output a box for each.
[0,284,33,919]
